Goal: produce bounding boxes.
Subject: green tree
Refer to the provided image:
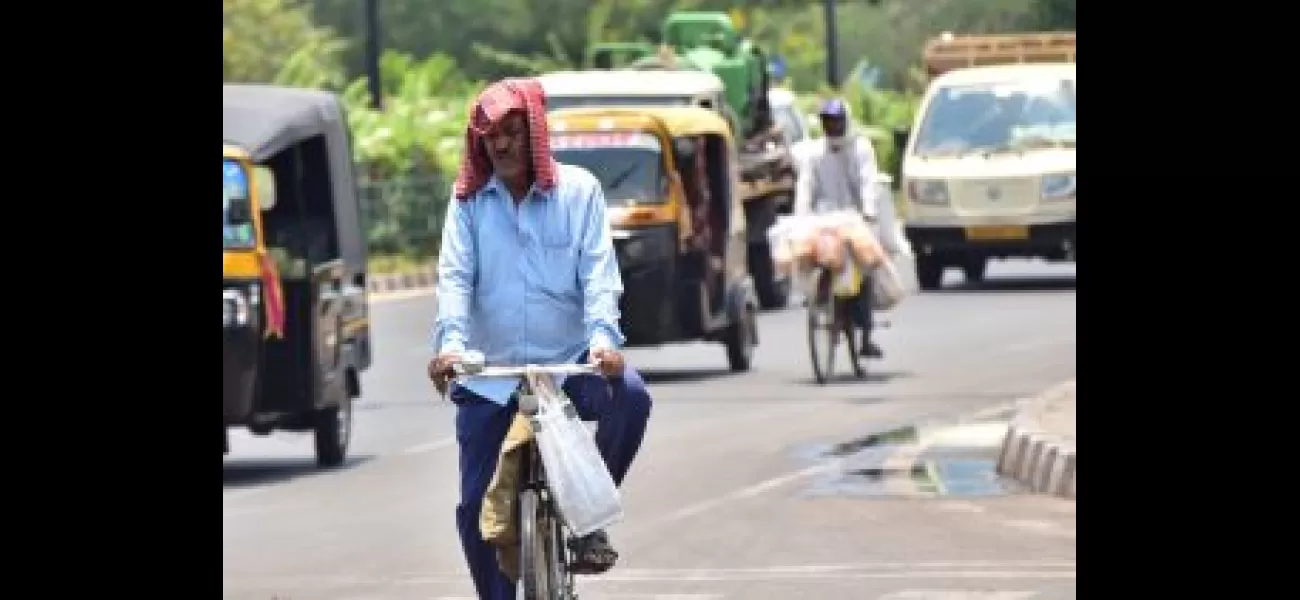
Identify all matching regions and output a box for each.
[1031,0,1076,30]
[223,0,348,84]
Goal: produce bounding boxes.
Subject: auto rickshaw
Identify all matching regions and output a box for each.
[548,106,759,371]
[223,84,372,467]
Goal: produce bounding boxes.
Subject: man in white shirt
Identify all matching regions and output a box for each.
[791,98,896,359]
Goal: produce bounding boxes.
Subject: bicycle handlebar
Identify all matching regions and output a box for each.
[451,350,601,378]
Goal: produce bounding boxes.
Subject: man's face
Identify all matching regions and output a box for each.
[820,115,847,138]
[482,110,530,181]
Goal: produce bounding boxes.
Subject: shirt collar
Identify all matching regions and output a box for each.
[482,174,552,202]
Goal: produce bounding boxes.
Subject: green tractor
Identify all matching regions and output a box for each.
[587,11,794,310]
[589,11,774,138]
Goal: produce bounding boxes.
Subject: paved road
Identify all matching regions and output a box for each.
[224,259,1076,600]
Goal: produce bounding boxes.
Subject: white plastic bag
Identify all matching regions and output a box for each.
[870,256,909,311]
[526,371,624,538]
[871,173,913,260]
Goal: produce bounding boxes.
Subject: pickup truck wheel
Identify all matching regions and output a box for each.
[916,256,944,291]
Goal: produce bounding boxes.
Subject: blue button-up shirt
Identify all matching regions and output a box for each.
[432,163,625,405]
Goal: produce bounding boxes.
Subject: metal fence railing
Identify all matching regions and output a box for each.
[359,174,449,259]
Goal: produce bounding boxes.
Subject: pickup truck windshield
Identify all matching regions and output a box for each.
[913,78,1076,157]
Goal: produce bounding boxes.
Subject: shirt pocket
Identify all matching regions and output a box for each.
[534,216,579,296]
[538,211,572,249]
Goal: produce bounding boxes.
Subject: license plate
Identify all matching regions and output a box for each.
[965,225,1029,241]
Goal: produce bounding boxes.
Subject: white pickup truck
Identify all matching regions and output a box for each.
[898,32,1076,290]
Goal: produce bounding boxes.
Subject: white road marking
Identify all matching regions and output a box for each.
[225,561,1075,589]
[439,596,720,600]
[963,401,1020,422]
[370,288,436,304]
[922,423,1011,449]
[997,519,1075,538]
[1001,337,1072,354]
[222,488,270,503]
[592,571,1073,584]
[879,591,1039,600]
[931,501,988,514]
[628,463,834,533]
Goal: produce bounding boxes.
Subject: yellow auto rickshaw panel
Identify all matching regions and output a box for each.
[223,251,262,279]
[223,143,251,161]
[608,204,679,228]
[549,106,735,150]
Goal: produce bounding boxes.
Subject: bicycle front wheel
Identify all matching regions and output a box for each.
[807,269,837,384]
[520,489,558,600]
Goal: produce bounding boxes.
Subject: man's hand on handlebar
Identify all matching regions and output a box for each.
[428,352,462,396]
[590,347,625,378]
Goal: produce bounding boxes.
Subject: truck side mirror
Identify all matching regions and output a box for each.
[890,128,910,188]
[891,128,910,158]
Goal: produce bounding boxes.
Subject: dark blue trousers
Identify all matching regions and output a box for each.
[452,362,653,600]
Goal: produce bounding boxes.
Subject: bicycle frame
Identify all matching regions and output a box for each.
[450,356,599,600]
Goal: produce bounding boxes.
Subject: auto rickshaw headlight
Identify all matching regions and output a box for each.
[618,226,674,264]
[623,237,648,261]
[223,289,250,328]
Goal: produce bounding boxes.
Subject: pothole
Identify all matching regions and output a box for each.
[802,424,1021,498]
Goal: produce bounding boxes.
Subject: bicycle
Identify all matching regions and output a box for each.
[803,229,868,385]
[453,353,603,600]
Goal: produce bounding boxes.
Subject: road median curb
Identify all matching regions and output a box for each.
[995,379,1076,500]
[368,266,437,295]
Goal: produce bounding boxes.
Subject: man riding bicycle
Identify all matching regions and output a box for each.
[791,98,903,360]
[427,77,654,600]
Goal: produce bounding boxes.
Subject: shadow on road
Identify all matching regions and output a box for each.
[223,455,375,491]
[639,367,738,385]
[841,389,1043,405]
[932,275,1076,294]
[791,368,913,387]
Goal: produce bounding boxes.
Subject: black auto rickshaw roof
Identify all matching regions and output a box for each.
[222,84,367,274]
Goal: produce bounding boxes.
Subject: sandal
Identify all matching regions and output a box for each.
[567,530,619,575]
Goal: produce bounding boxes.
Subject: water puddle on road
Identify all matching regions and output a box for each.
[797,424,1020,499]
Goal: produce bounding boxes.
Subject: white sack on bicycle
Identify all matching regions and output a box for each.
[767,216,798,282]
[525,370,624,538]
[783,211,885,274]
[870,256,908,311]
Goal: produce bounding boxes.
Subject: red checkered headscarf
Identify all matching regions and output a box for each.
[453,78,558,201]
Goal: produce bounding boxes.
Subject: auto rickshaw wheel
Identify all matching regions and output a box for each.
[313,398,352,468]
[724,298,755,372]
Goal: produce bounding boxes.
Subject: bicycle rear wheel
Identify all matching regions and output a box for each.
[520,489,559,600]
